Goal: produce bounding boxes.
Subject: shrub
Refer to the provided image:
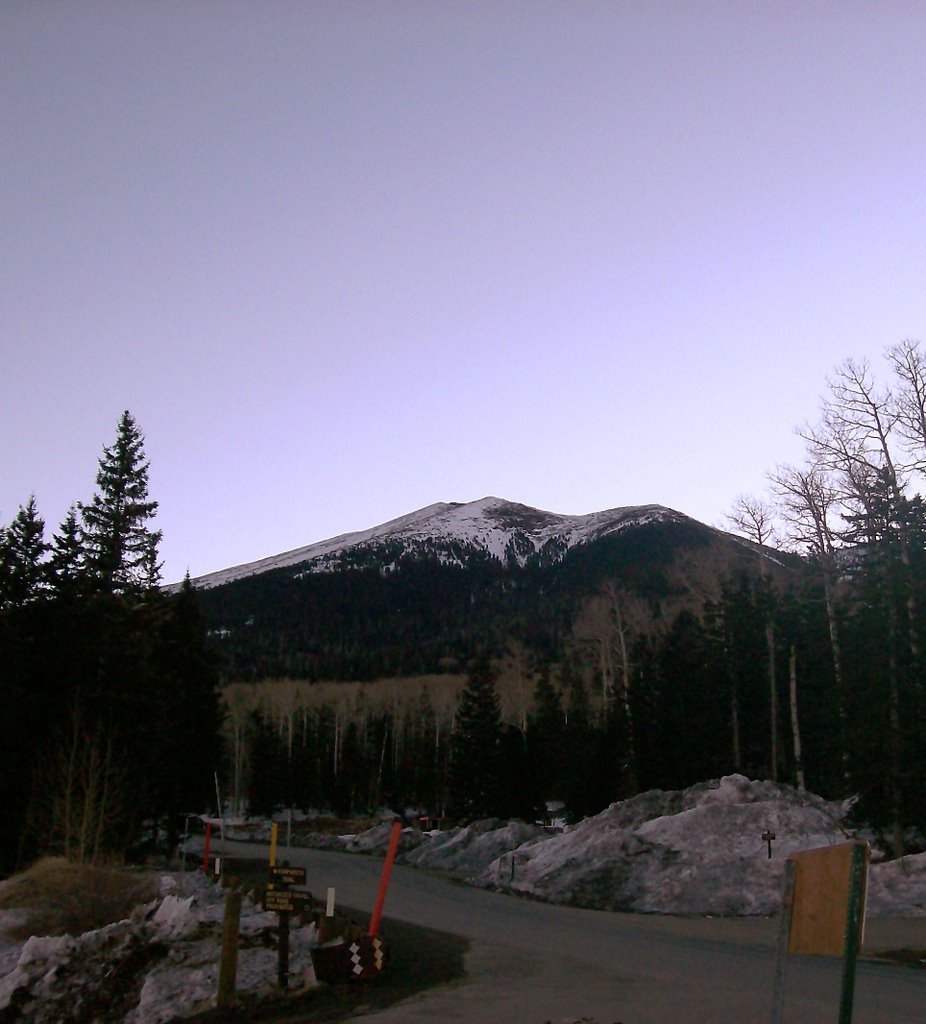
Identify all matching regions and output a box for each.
[0,857,156,939]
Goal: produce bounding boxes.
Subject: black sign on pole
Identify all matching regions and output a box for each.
[762,830,776,859]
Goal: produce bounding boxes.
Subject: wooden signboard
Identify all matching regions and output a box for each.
[787,841,869,957]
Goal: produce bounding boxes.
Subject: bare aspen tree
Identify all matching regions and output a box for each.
[771,462,850,789]
[799,354,920,857]
[33,704,129,864]
[803,357,918,656]
[500,640,534,733]
[573,595,615,709]
[888,339,926,468]
[727,495,781,781]
[788,645,806,790]
[603,581,647,792]
[224,685,251,817]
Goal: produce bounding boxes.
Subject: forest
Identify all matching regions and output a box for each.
[0,412,221,876]
[2,342,926,875]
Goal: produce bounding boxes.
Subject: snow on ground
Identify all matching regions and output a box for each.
[0,869,317,1024]
[430,775,926,917]
[223,776,926,920]
[226,775,926,919]
[3,775,924,1023]
[402,818,554,876]
[467,775,853,916]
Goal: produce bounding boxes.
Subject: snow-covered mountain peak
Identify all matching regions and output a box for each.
[181,497,692,590]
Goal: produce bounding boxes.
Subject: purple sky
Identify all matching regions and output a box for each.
[3,2,926,584]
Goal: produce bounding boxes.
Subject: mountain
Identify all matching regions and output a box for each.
[186,496,746,589]
[189,496,788,682]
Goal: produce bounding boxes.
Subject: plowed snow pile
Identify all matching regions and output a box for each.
[402,775,926,916]
[0,870,317,1024]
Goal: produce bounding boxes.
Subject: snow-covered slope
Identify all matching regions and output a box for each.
[183,497,693,590]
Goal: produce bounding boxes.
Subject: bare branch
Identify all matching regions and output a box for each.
[887,338,926,473]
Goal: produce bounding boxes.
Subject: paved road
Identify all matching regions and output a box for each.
[217,840,925,1024]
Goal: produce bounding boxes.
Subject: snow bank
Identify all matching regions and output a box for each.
[290,775,924,918]
[343,823,425,855]
[0,870,319,1024]
[390,775,925,918]
[402,819,553,876]
[867,852,926,916]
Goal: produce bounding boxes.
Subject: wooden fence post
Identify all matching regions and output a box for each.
[217,881,242,1008]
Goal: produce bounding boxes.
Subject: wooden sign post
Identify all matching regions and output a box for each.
[770,840,870,1024]
[262,862,311,991]
[217,881,242,1008]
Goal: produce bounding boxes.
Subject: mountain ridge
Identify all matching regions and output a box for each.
[180,496,701,590]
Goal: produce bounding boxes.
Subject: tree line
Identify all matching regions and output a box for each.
[0,411,221,875]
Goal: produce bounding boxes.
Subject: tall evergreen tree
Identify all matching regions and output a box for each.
[449,654,504,820]
[0,496,48,607]
[48,506,85,600]
[150,575,224,846]
[527,668,566,801]
[79,411,162,595]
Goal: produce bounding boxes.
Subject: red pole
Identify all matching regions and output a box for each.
[203,821,213,874]
[368,819,402,937]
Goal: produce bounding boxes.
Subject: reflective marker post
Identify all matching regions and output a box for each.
[368,819,402,938]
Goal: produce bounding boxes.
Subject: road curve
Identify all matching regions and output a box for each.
[217,839,925,1024]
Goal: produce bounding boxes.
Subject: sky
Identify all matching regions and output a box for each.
[3,2,926,584]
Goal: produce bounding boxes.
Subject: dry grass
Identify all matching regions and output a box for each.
[291,815,382,836]
[0,857,157,940]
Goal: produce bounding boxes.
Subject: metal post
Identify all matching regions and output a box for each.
[770,859,796,1024]
[368,819,402,937]
[278,910,290,990]
[215,771,224,841]
[838,844,868,1024]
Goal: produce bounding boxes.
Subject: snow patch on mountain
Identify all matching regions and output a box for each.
[179,496,691,590]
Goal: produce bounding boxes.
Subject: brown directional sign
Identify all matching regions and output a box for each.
[263,888,312,913]
[270,866,307,887]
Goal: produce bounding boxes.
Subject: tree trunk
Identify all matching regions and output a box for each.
[887,625,905,858]
[766,618,778,782]
[820,556,851,791]
[789,646,805,790]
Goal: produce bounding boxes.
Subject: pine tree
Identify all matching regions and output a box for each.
[0,496,49,607]
[48,506,85,600]
[79,411,162,595]
[527,668,566,801]
[449,654,503,820]
[150,575,223,846]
